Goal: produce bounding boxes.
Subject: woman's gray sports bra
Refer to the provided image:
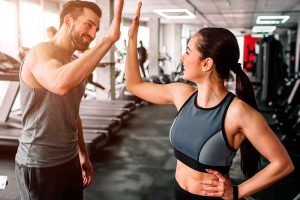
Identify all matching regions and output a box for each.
[169,91,237,174]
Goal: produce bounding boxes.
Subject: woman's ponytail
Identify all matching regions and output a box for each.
[233,63,261,178]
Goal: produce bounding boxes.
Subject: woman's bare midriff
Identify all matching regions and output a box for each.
[175,160,221,195]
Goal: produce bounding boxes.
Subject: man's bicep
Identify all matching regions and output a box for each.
[31,55,63,92]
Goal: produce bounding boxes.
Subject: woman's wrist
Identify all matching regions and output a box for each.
[233,185,239,200]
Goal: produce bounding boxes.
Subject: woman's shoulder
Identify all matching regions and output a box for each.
[171,82,196,97]
[228,96,261,123]
[169,82,196,110]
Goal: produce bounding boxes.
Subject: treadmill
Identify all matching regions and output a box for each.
[81,62,136,112]
[79,90,134,122]
[81,99,136,112]
[80,107,131,122]
[0,52,109,155]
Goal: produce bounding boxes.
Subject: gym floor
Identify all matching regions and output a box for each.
[0,103,299,200]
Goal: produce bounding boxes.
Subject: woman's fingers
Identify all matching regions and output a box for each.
[198,180,225,197]
[199,179,225,186]
[198,190,224,197]
[135,1,142,17]
[206,169,226,182]
[128,1,142,38]
[132,2,142,29]
[196,169,230,198]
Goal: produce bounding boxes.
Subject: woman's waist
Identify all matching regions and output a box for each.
[175,160,227,195]
[173,149,231,174]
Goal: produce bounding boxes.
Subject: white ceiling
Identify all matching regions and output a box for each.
[51,0,300,32]
[124,0,299,27]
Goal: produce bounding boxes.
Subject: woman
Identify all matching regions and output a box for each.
[125,3,294,200]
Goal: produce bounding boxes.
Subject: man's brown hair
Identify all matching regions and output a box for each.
[60,0,102,27]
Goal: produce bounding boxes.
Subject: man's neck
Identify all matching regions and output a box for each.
[49,30,75,61]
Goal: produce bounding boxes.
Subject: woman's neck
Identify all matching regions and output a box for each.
[195,80,228,108]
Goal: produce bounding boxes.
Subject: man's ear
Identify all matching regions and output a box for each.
[201,57,214,72]
[64,15,73,29]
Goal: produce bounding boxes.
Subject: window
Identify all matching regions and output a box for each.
[0,0,18,57]
[20,1,42,47]
[0,1,18,105]
[20,1,59,47]
[43,10,59,40]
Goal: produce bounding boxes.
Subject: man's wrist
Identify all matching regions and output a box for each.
[97,36,114,48]
[78,146,89,160]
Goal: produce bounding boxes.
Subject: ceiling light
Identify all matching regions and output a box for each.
[256,16,290,24]
[251,33,266,38]
[252,26,276,33]
[153,9,196,19]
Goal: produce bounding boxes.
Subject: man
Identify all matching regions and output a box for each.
[15,1,123,199]
[137,40,147,78]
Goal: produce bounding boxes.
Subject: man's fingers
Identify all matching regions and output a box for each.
[82,172,88,188]
[85,171,93,188]
[115,0,124,17]
[82,166,94,188]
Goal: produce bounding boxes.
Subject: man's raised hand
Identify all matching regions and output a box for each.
[107,0,124,42]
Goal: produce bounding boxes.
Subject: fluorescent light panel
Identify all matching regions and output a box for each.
[256,16,290,24]
[153,9,196,19]
[251,33,266,38]
[252,26,276,33]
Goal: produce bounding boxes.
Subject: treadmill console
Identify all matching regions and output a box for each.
[0,52,20,73]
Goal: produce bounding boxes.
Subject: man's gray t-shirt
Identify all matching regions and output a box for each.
[15,70,85,168]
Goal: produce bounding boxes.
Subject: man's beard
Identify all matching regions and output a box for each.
[70,25,90,51]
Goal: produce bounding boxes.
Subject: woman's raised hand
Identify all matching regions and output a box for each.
[128,1,142,39]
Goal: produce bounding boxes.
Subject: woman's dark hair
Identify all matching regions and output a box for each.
[60,0,102,27]
[195,27,260,178]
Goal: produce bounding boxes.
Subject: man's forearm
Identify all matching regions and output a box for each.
[77,117,89,159]
[55,37,115,94]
